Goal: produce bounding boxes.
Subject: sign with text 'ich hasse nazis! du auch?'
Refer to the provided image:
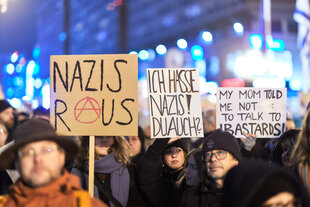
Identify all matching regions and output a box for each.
[147,68,204,138]
[216,87,287,138]
[50,54,138,136]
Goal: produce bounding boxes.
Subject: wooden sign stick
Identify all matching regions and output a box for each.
[88,135,95,197]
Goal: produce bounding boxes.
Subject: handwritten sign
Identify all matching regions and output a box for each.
[147,68,204,138]
[216,87,287,138]
[50,54,138,136]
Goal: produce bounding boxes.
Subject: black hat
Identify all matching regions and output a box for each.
[202,129,241,161]
[0,100,12,113]
[0,118,79,169]
[164,139,188,154]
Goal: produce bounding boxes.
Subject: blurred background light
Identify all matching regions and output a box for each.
[201,31,213,43]
[31,99,39,109]
[177,38,188,50]
[156,44,167,55]
[249,34,263,50]
[233,22,244,35]
[222,78,245,87]
[11,51,19,63]
[32,47,41,59]
[289,79,302,91]
[5,63,15,75]
[191,45,204,60]
[8,98,22,109]
[147,49,156,61]
[16,64,23,73]
[129,51,138,55]
[138,50,149,60]
[42,83,50,109]
[253,77,286,88]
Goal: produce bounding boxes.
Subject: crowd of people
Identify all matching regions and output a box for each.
[0,98,310,207]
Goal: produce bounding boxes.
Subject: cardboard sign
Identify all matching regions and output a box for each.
[50,54,138,136]
[216,87,287,138]
[147,68,204,138]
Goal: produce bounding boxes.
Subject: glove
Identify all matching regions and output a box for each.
[241,133,257,151]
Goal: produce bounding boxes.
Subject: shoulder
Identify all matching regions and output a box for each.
[0,195,9,206]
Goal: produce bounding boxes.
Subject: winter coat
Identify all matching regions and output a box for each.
[181,179,221,207]
[136,139,188,207]
[0,170,108,207]
[71,152,130,207]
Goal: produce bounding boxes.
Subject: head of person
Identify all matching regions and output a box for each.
[201,129,241,188]
[203,109,216,133]
[125,126,146,157]
[162,139,188,171]
[270,129,300,167]
[0,100,15,129]
[32,106,50,121]
[78,135,131,168]
[0,118,79,188]
[0,119,8,147]
[291,109,310,165]
[184,148,204,187]
[222,160,309,207]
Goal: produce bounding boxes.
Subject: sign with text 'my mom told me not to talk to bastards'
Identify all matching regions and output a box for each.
[50,54,138,136]
[216,87,287,138]
[147,68,204,138]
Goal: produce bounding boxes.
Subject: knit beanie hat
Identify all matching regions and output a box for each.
[0,100,12,113]
[248,174,299,207]
[163,139,188,154]
[202,129,241,161]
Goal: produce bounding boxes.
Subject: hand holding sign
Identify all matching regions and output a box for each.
[240,132,257,151]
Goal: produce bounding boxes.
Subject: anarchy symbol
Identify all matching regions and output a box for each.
[74,96,101,124]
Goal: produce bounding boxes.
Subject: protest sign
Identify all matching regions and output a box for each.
[216,87,287,138]
[50,54,138,136]
[147,68,204,138]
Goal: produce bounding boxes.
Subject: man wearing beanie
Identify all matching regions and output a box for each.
[181,129,241,207]
[0,100,17,143]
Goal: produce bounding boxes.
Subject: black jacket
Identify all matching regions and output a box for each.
[181,178,221,207]
[136,139,188,207]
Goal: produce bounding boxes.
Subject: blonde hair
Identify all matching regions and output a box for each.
[290,109,310,166]
[76,136,131,169]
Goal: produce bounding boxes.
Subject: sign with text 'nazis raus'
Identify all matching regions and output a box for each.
[147,68,204,138]
[50,54,138,136]
[216,87,287,138]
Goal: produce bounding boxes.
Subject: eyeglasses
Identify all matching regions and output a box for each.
[204,151,227,162]
[18,145,60,159]
[262,199,301,207]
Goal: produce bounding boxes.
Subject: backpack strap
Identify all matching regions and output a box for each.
[94,173,123,207]
[73,190,90,207]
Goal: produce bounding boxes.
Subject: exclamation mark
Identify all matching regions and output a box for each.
[186,94,191,114]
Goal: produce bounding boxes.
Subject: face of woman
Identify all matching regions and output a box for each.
[163,147,185,170]
[185,155,200,186]
[95,136,114,156]
[126,136,142,157]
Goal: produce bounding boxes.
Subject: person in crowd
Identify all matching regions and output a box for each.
[32,106,50,121]
[0,120,8,147]
[137,137,189,207]
[0,118,108,207]
[125,126,149,207]
[138,112,153,150]
[192,109,216,149]
[286,110,296,130]
[16,112,29,124]
[0,100,17,143]
[0,120,13,195]
[71,136,130,207]
[181,129,241,207]
[184,148,204,187]
[222,160,310,207]
[270,129,300,167]
[290,108,310,194]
